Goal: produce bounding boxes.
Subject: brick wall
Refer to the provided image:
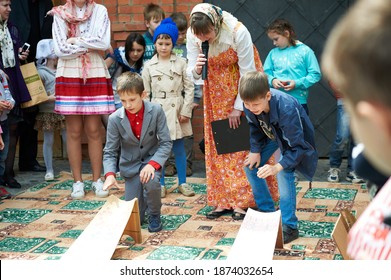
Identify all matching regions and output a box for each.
[51,0,204,160]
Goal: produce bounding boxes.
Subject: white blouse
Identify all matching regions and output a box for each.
[186,11,256,111]
[52,4,111,60]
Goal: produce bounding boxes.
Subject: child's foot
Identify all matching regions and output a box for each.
[44,172,54,181]
[71,181,85,199]
[92,178,109,198]
[148,215,163,232]
[178,183,195,197]
[0,187,11,200]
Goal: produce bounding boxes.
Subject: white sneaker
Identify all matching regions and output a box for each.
[45,172,54,181]
[346,171,365,184]
[178,183,195,196]
[327,168,340,182]
[71,181,85,199]
[92,178,109,198]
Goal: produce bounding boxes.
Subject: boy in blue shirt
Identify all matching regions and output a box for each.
[239,71,318,244]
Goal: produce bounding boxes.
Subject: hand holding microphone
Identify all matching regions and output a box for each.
[201,41,209,80]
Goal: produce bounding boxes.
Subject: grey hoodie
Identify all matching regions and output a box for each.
[37,64,56,113]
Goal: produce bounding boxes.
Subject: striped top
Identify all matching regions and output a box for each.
[348,178,391,259]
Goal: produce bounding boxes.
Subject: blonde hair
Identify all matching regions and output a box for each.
[322,0,391,108]
[143,3,165,22]
[116,72,144,96]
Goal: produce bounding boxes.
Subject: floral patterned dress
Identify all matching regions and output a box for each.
[204,45,279,209]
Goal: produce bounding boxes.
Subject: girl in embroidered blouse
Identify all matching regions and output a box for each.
[48,0,115,200]
[186,3,279,220]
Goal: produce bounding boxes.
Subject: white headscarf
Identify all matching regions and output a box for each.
[36,39,57,65]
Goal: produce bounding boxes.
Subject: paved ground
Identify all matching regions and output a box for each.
[4,157,350,197]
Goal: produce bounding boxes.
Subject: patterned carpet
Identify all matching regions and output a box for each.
[0,172,370,260]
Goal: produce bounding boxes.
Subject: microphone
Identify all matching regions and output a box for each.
[201,41,209,80]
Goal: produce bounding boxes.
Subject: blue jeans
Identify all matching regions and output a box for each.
[329,102,352,171]
[160,138,186,185]
[244,138,298,229]
[0,119,10,177]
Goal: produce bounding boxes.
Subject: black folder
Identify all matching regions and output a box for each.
[211,116,250,155]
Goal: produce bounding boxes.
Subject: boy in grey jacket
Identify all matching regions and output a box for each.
[103,72,172,233]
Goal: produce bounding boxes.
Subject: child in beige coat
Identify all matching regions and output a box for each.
[142,18,195,198]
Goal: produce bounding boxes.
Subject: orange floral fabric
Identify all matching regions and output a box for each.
[203,45,279,209]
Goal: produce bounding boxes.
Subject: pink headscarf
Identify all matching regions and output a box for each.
[48,0,95,37]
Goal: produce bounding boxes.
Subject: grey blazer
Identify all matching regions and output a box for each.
[103,101,172,178]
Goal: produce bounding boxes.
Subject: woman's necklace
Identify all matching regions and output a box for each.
[77,5,86,13]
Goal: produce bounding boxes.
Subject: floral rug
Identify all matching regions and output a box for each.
[0,172,370,260]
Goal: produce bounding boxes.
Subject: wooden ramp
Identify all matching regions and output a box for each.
[61,195,141,260]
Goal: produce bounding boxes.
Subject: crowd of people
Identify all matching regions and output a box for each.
[0,0,389,258]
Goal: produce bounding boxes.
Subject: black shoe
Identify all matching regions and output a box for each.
[283,226,299,244]
[0,177,6,186]
[232,211,246,220]
[19,164,46,172]
[206,209,231,219]
[5,177,21,189]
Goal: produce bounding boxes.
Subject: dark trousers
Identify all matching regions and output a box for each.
[19,110,38,168]
[18,108,39,169]
[4,121,19,179]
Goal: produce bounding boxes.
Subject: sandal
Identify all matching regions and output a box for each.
[232,211,246,220]
[206,208,231,219]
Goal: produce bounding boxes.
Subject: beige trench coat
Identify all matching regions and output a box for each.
[142,54,194,140]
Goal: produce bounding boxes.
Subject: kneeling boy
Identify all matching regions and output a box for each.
[103,72,172,232]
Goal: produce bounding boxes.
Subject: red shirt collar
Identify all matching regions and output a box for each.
[125,102,145,120]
